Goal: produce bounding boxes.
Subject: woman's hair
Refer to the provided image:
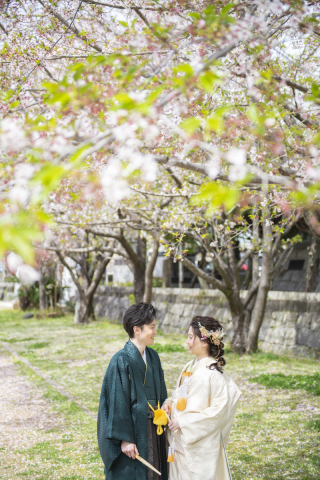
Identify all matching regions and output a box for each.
[189,316,226,373]
[123,302,157,338]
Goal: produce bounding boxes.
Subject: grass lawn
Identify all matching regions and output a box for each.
[0,310,319,480]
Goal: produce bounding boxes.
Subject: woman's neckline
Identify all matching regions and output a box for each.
[194,355,210,365]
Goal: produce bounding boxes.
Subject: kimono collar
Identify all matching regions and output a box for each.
[184,356,216,375]
[130,338,146,363]
[123,340,147,382]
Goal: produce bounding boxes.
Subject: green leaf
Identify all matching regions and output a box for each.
[180,117,202,134]
[191,182,240,214]
[247,104,260,124]
[198,71,223,93]
[69,143,93,166]
[311,83,320,98]
[32,164,66,198]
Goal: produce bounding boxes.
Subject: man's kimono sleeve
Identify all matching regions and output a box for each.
[97,354,135,472]
[178,370,228,445]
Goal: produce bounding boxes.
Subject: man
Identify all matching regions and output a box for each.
[97,302,169,480]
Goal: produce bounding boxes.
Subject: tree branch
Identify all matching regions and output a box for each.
[243,279,260,309]
[41,245,103,253]
[82,0,164,10]
[181,256,226,293]
[133,7,150,28]
[272,75,309,93]
[0,21,8,35]
[85,228,141,267]
[54,250,83,296]
[37,0,103,53]
[87,254,111,298]
[237,249,253,270]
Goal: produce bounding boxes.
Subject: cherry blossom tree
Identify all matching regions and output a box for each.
[41,226,114,323]
[166,201,302,353]
[47,169,184,304]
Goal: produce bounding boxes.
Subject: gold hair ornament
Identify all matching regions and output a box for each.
[198,322,226,345]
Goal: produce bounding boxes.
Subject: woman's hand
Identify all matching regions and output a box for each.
[121,441,139,459]
[168,418,180,432]
[161,402,171,416]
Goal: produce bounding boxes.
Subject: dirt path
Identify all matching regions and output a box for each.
[0,351,60,453]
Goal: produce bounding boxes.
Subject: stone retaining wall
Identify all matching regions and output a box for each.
[94,287,320,358]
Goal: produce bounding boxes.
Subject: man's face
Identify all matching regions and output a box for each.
[134,318,157,346]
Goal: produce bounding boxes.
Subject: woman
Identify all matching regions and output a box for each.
[166,316,241,480]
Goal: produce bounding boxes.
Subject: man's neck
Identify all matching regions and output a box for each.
[131,337,146,356]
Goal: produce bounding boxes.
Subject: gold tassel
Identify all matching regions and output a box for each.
[176,397,187,411]
[148,402,168,436]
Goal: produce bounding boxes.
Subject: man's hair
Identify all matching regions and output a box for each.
[123,302,157,338]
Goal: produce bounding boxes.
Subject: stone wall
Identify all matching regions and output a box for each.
[94,287,320,358]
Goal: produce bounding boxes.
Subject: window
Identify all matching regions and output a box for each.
[288,260,304,271]
[114,259,124,266]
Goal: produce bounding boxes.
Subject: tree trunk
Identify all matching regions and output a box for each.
[133,234,146,303]
[134,266,146,303]
[243,212,260,343]
[243,294,256,343]
[178,244,184,288]
[75,295,93,324]
[246,219,273,353]
[228,293,246,354]
[162,258,172,288]
[144,237,160,303]
[230,309,246,354]
[39,266,46,312]
[305,233,317,292]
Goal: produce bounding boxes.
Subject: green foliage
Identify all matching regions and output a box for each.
[306,419,320,432]
[0,211,44,263]
[191,181,240,214]
[250,373,320,396]
[150,342,186,353]
[18,284,39,310]
[28,341,50,349]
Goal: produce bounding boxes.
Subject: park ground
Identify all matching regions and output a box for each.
[0,311,319,480]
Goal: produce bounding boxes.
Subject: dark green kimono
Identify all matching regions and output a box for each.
[97,340,168,480]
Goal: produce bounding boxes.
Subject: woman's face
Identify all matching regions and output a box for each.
[186,326,209,356]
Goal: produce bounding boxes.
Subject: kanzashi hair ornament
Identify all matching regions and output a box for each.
[198,322,226,344]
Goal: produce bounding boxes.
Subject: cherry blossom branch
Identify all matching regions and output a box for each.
[36,0,103,53]
[0,21,8,35]
[129,186,190,197]
[41,245,105,253]
[272,75,309,94]
[43,51,169,60]
[82,0,165,11]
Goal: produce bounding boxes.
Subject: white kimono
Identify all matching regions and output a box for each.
[167,356,241,480]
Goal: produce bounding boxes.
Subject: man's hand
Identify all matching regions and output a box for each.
[168,418,180,432]
[161,402,171,416]
[121,441,139,459]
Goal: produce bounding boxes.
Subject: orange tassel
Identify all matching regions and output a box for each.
[167,446,175,463]
[176,397,187,411]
